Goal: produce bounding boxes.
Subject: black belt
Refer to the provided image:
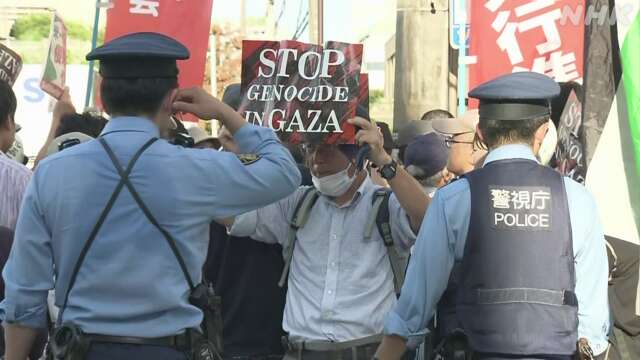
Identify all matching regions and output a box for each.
[85,332,192,350]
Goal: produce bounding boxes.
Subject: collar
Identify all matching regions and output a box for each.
[100,116,160,138]
[483,144,539,167]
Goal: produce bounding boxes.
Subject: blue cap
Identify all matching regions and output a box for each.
[403,133,449,179]
[86,32,190,79]
[222,83,242,111]
[469,72,560,121]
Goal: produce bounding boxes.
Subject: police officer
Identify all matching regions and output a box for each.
[1,32,300,360]
[375,72,610,360]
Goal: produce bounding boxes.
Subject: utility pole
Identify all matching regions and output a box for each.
[309,0,323,44]
[393,0,450,131]
[241,0,247,36]
[267,0,276,38]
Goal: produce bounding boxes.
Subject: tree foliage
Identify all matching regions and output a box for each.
[10,14,103,42]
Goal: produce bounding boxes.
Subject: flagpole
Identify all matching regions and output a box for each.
[457,0,467,115]
[85,0,102,109]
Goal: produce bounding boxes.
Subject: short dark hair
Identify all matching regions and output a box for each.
[478,116,549,149]
[421,109,453,121]
[100,77,178,116]
[56,112,108,138]
[0,80,17,127]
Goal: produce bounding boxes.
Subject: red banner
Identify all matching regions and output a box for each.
[104,0,213,119]
[469,0,585,104]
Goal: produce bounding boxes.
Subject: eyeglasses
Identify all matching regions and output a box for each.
[444,137,474,148]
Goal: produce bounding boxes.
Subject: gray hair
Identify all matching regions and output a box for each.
[406,165,446,188]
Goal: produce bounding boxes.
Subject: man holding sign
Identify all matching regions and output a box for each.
[227,41,429,360]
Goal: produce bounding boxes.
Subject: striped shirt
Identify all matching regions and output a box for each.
[0,152,31,230]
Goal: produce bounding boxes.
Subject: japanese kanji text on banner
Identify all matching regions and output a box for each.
[104,0,213,119]
[469,0,585,100]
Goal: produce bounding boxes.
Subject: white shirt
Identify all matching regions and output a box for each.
[231,177,417,342]
[0,152,31,230]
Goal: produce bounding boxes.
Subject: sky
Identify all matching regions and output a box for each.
[212,0,355,43]
[0,0,391,45]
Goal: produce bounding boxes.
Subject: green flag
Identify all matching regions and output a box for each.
[585,0,640,315]
[620,1,640,184]
[586,1,640,242]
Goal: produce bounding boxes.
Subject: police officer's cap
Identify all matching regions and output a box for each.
[469,72,560,121]
[86,32,190,79]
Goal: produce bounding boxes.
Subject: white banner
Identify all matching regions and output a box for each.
[13,64,89,157]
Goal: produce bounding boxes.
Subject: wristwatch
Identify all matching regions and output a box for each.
[378,159,398,180]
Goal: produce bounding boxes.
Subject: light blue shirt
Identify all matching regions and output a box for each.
[384,144,610,355]
[230,177,416,342]
[1,117,300,337]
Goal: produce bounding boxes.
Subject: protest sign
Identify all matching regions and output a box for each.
[325,72,369,145]
[554,89,586,183]
[0,43,23,86]
[40,12,67,99]
[239,40,364,144]
[105,0,213,105]
[469,0,585,107]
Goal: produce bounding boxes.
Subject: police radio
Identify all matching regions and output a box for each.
[170,116,195,148]
[173,132,195,148]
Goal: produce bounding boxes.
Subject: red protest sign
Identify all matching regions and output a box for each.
[239,40,364,144]
[104,0,213,120]
[469,0,585,105]
[0,43,23,86]
[40,12,67,99]
[325,73,369,145]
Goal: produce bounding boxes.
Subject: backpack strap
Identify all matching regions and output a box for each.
[368,188,405,296]
[278,187,320,287]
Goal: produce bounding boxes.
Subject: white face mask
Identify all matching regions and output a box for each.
[537,120,558,166]
[312,164,356,197]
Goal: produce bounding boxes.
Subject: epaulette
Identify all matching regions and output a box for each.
[236,153,261,165]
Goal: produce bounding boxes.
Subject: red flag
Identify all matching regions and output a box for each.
[469,0,585,106]
[104,0,213,120]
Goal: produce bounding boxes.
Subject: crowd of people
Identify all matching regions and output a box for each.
[0,32,638,360]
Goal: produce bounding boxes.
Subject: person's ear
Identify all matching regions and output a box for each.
[162,88,179,114]
[475,123,485,144]
[531,120,550,156]
[0,116,11,130]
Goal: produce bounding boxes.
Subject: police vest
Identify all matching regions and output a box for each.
[457,158,578,356]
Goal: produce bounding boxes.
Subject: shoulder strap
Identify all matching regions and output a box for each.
[99,138,196,291]
[57,137,158,326]
[278,187,319,288]
[368,188,405,296]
